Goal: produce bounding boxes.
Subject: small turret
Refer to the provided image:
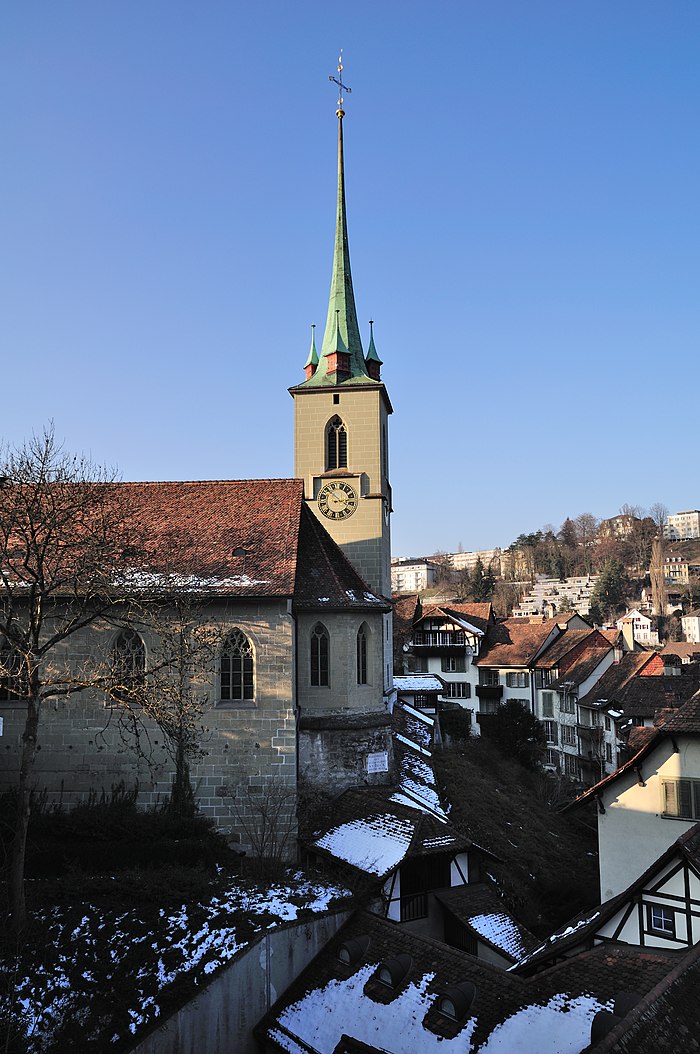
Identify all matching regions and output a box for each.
[304,324,319,380]
[365,319,382,381]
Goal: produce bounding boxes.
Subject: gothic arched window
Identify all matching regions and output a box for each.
[326,416,348,471]
[357,623,369,685]
[220,629,254,702]
[0,638,25,701]
[111,629,146,704]
[310,623,330,687]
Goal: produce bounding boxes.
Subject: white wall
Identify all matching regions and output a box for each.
[598,738,700,901]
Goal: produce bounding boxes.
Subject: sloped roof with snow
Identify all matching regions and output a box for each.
[310,787,470,881]
[258,910,678,1054]
[435,884,539,962]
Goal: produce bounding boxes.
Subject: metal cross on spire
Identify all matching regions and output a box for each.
[329,50,352,112]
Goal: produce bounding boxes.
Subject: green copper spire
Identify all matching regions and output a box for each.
[365,319,382,364]
[318,108,365,370]
[304,324,319,371]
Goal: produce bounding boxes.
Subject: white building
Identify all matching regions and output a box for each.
[616,609,660,647]
[391,558,442,594]
[683,610,700,645]
[512,575,598,618]
[576,697,700,901]
[664,510,700,541]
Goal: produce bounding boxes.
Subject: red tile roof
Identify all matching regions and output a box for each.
[116,479,304,595]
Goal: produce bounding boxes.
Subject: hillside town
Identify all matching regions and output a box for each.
[3,41,700,1054]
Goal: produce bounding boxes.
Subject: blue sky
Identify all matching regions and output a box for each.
[1,1,698,557]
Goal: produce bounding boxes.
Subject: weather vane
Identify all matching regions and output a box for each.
[329,50,352,111]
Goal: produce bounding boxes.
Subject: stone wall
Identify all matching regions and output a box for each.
[0,597,298,850]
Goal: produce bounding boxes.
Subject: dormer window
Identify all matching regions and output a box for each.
[437,981,477,1021]
[376,954,412,988]
[336,934,370,966]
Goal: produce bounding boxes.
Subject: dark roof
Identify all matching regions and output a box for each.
[611,664,700,720]
[476,617,560,668]
[417,602,493,635]
[550,648,613,692]
[294,503,390,611]
[513,824,700,975]
[577,653,655,710]
[588,941,700,1053]
[435,883,539,962]
[258,910,679,1054]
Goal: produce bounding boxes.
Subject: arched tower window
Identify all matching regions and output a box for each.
[326,416,348,471]
[111,629,146,703]
[0,638,25,701]
[311,623,330,687]
[220,629,254,702]
[357,623,369,685]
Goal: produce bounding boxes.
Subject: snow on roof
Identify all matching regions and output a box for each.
[272,961,608,1054]
[512,910,601,971]
[394,732,431,757]
[468,913,527,960]
[474,993,607,1053]
[394,675,443,692]
[397,750,447,820]
[401,702,434,726]
[15,876,349,1049]
[274,964,475,1054]
[447,614,485,636]
[313,814,415,876]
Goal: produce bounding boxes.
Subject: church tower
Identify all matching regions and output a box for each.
[290,73,393,610]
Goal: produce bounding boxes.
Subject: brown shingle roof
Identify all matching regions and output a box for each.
[476,617,560,667]
[535,629,597,669]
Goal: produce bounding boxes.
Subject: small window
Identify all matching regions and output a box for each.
[506,671,529,688]
[0,639,25,701]
[544,720,558,744]
[647,903,675,937]
[220,629,254,702]
[326,416,348,470]
[311,623,330,687]
[479,670,500,686]
[357,624,368,685]
[111,629,146,705]
[542,692,554,718]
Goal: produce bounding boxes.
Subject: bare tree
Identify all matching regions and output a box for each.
[0,428,139,935]
[649,502,669,536]
[574,513,599,575]
[650,537,668,622]
[134,589,223,818]
[231,778,298,880]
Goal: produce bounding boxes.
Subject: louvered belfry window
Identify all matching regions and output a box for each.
[326,416,348,471]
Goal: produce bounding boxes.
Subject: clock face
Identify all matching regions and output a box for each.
[317,480,358,520]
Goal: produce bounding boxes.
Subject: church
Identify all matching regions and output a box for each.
[0,91,396,849]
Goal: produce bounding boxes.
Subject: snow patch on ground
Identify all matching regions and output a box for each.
[12,876,349,1052]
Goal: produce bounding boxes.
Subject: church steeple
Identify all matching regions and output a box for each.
[299,61,377,387]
